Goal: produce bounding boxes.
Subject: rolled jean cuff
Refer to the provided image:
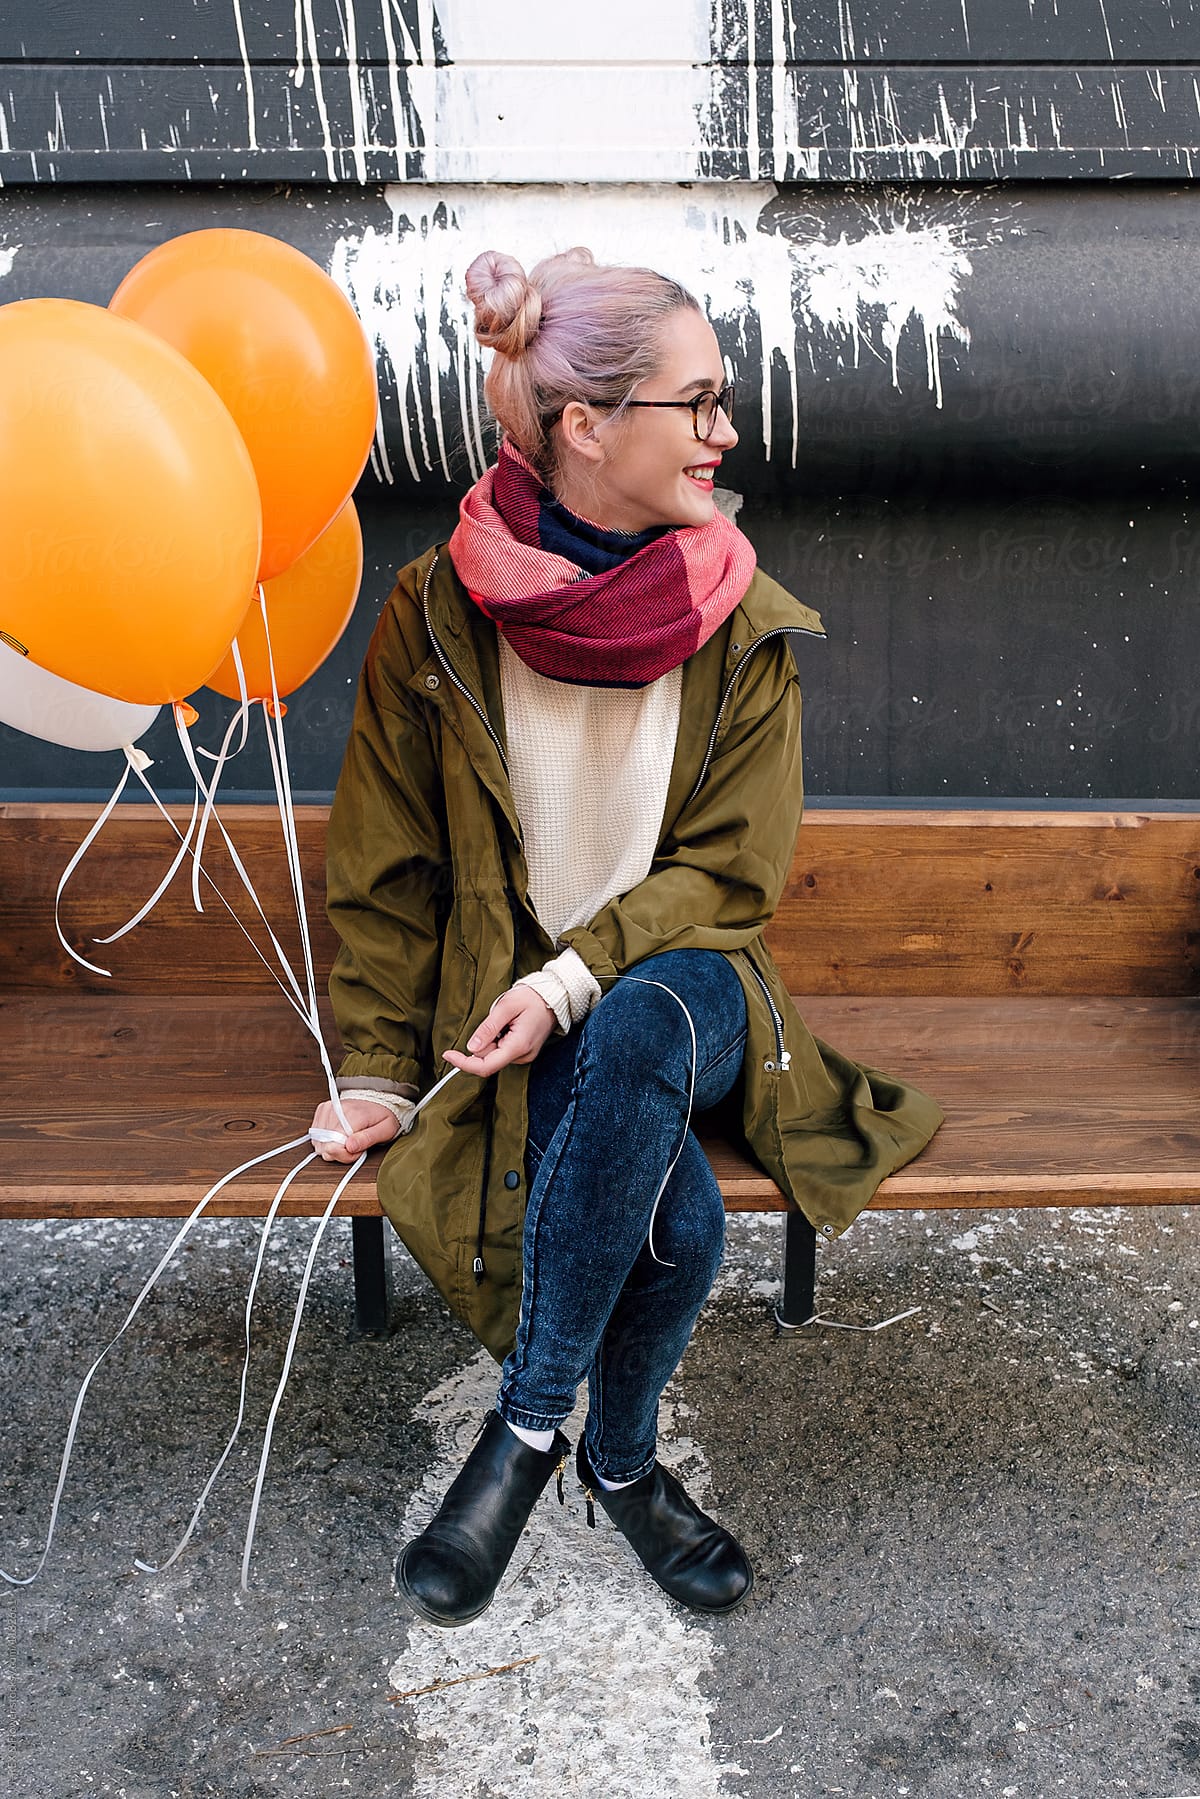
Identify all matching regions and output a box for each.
[587,1450,657,1486]
[495,1396,570,1435]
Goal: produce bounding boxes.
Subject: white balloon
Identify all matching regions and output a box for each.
[0,638,158,753]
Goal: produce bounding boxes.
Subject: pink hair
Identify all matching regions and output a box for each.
[464,247,700,476]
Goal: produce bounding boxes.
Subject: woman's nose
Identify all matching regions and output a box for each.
[709,407,738,450]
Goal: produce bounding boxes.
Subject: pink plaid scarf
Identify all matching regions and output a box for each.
[447,443,756,687]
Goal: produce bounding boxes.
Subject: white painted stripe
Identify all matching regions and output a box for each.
[435,0,710,62]
[387,1349,746,1794]
[433,0,710,183]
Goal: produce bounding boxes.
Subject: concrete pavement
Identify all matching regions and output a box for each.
[1,1200,1197,1798]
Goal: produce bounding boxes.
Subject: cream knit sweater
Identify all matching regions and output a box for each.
[500,636,682,1033]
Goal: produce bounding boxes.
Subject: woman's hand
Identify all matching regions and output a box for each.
[310,1098,399,1163]
[443,985,556,1078]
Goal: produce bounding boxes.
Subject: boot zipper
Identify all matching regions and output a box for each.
[582,1480,596,1529]
[555,1453,567,1505]
[684,624,822,812]
[742,949,790,1073]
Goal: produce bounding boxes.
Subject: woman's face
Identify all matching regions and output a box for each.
[558,307,738,534]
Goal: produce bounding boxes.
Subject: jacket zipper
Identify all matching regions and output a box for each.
[473,1084,496,1281]
[419,554,506,1283]
[422,551,511,779]
[684,624,822,812]
[688,622,817,1077]
[742,949,790,1073]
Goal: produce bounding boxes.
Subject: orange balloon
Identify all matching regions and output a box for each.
[205,499,363,703]
[110,229,378,583]
[0,299,262,705]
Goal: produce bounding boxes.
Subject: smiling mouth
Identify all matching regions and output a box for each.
[683,464,719,484]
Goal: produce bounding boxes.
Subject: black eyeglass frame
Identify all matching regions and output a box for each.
[622,383,736,442]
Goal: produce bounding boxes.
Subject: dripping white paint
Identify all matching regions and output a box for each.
[329,184,981,485]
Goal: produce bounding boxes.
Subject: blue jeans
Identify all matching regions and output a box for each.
[496,949,748,1483]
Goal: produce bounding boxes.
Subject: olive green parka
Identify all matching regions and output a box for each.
[327,546,943,1360]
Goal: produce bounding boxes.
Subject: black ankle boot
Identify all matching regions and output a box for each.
[576,1438,753,1615]
[396,1412,569,1627]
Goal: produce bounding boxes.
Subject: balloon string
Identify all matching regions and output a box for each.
[118,751,313,1028]
[93,778,200,948]
[256,590,349,1132]
[240,1153,366,1589]
[169,707,312,1020]
[0,1133,316,1589]
[259,590,319,1021]
[196,638,251,764]
[188,696,251,916]
[54,747,140,978]
[134,1148,319,1575]
[261,716,317,1021]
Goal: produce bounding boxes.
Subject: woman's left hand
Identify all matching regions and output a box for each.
[443,985,556,1078]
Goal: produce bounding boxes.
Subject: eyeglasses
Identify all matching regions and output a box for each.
[623,383,736,442]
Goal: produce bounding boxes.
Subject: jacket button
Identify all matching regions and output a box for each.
[424,673,440,690]
[822,1224,834,1236]
[504,1170,521,1190]
[731,642,742,656]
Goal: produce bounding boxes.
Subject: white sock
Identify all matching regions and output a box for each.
[596,1472,637,1492]
[504,1418,556,1454]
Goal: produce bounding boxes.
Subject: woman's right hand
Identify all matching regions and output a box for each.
[310,1098,400,1163]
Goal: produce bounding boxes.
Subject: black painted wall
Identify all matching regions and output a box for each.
[2,0,1199,182]
[2,7,1200,804]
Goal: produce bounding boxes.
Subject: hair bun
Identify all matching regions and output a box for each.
[465,250,543,357]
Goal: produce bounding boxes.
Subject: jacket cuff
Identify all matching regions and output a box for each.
[335,1073,420,1100]
[556,926,618,986]
[335,1052,423,1092]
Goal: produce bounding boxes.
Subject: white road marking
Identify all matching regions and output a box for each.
[387,1349,746,1795]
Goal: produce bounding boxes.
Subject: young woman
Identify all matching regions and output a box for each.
[311,247,941,1626]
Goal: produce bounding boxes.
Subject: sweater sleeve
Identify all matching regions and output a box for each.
[557,636,803,983]
[515,947,603,1033]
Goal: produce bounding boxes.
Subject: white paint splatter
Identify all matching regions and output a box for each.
[0,243,21,279]
[790,205,973,409]
[387,1349,743,1796]
[329,183,978,483]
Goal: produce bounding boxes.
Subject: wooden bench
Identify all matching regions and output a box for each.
[2,801,1199,1334]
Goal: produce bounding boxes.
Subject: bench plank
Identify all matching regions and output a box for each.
[5,805,1199,998]
[774,812,1200,997]
[3,992,1199,1217]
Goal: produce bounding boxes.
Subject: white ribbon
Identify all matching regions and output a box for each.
[188,697,251,916]
[0,1133,316,1588]
[119,749,313,1028]
[92,778,200,949]
[133,1149,321,1575]
[196,637,251,766]
[53,747,140,978]
[240,1153,366,1590]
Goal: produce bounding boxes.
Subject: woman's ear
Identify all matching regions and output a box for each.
[556,400,607,468]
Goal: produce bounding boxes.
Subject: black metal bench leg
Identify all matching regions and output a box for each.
[351,1215,393,1337]
[775,1210,817,1332]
